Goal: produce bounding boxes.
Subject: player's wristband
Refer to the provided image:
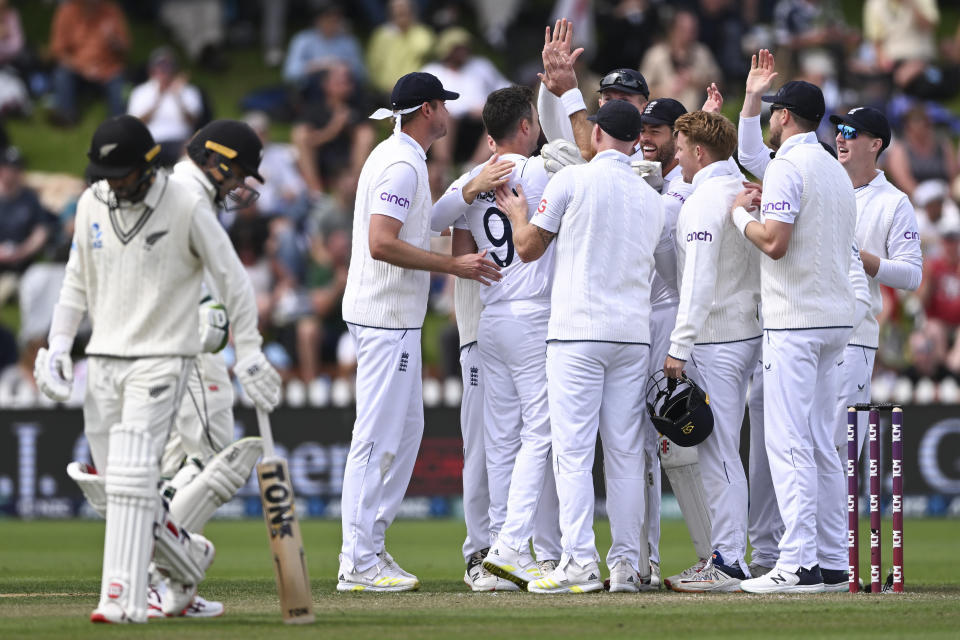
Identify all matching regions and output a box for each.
[560,88,587,117]
[732,206,755,237]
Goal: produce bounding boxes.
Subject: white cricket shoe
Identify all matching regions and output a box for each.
[91,600,134,624]
[148,583,224,618]
[668,551,745,593]
[528,558,604,594]
[482,541,541,589]
[663,557,708,590]
[463,549,519,592]
[608,557,640,593]
[161,533,216,617]
[740,565,824,594]
[337,555,420,592]
[380,550,418,581]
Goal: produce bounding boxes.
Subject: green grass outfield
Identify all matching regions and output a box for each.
[1,518,958,639]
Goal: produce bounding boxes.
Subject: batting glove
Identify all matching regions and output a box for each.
[631,160,664,192]
[34,339,73,402]
[235,351,282,412]
[542,139,585,176]
[198,296,230,353]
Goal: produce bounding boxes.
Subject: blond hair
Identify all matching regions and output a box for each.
[673,111,738,162]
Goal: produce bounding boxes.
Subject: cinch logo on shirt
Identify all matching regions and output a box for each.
[686,231,713,242]
[380,192,411,208]
[904,231,919,240]
[537,199,547,213]
[666,191,687,204]
[763,201,791,213]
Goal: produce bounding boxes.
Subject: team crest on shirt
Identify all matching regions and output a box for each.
[90,223,103,249]
[398,351,409,372]
[469,366,479,386]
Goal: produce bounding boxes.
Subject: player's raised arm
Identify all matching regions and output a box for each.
[738,50,779,178]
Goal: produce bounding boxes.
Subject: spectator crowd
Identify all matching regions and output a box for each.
[1,0,960,406]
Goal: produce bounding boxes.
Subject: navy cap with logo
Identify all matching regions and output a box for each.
[588,99,643,142]
[641,98,687,127]
[599,68,649,98]
[391,71,459,110]
[189,119,265,183]
[829,106,892,151]
[761,80,826,125]
[86,114,160,181]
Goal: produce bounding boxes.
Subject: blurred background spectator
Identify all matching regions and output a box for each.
[0,147,53,297]
[283,2,366,92]
[367,0,435,98]
[885,103,958,199]
[159,0,227,71]
[640,9,720,110]
[292,61,374,200]
[127,47,203,167]
[48,0,130,125]
[422,26,509,196]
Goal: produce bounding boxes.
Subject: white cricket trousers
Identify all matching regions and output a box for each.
[547,340,649,568]
[459,342,491,561]
[833,345,877,453]
[479,300,560,559]
[746,359,784,570]
[341,325,424,573]
[84,356,190,621]
[763,327,849,572]
[690,338,761,568]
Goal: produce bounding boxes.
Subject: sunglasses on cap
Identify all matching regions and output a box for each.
[600,70,646,93]
[837,124,859,139]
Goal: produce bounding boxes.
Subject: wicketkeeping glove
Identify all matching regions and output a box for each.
[631,159,664,192]
[198,296,230,353]
[235,351,282,412]
[34,342,73,402]
[541,139,586,176]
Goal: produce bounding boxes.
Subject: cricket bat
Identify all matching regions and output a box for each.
[256,408,315,624]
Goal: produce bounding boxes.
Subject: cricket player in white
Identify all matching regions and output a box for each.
[661,111,761,592]
[338,72,501,592]
[828,107,922,457]
[730,80,871,593]
[431,160,521,592]
[34,116,280,623]
[431,87,563,590]
[497,100,674,593]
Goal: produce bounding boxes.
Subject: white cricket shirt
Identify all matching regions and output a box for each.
[669,160,761,361]
[531,149,671,343]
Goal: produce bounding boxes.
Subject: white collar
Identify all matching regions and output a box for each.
[396,131,427,160]
[592,148,631,163]
[174,159,217,200]
[691,158,740,189]
[775,131,820,158]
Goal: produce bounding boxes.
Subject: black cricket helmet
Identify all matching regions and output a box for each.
[186,119,264,210]
[646,370,713,447]
[85,115,161,203]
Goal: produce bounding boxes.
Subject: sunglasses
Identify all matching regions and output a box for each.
[769,105,785,113]
[836,124,859,139]
[600,70,647,94]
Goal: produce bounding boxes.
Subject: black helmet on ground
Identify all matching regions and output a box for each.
[85,115,161,204]
[186,119,264,210]
[645,370,714,447]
